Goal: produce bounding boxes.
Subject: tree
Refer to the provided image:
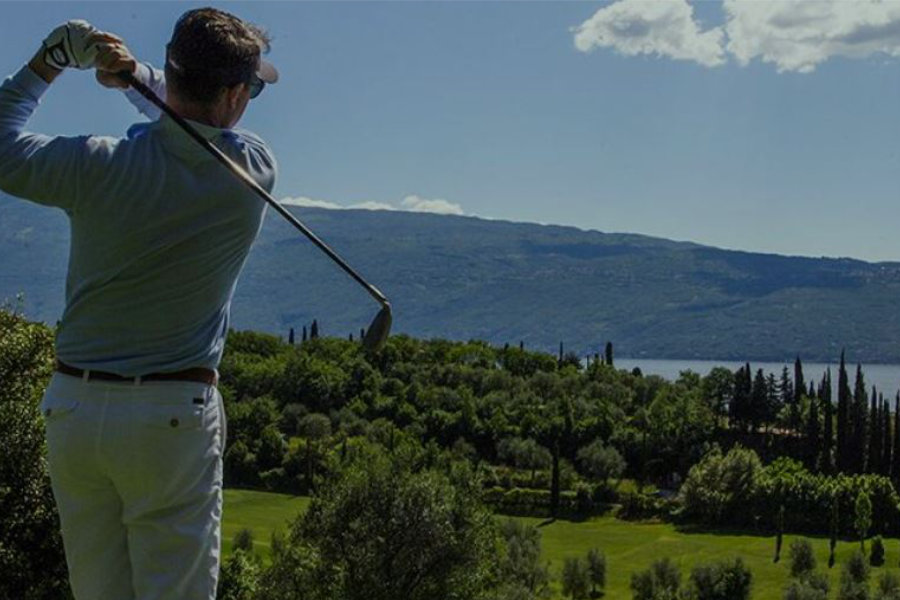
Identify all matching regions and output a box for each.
[852,365,869,474]
[310,319,319,340]
[838,352,851,473]
[496,519,550,599]
[497,437,551,487]
[0,310,70,600]
[806,395,821,471]
[302,325,308,342]
[577,439,626,484]
[259,445,499,600]
[605,341,614,367]
[875,571,900,600]
[586,548,606,595]
[830,497,840,568]
[822,369,835,473]
[678,445,762,526]
[855,491,873,552]
[687,557,752,600]
[288,327,295,345]
[775,505,785,563]
[561,557,590,600]
[298,413,331,492]
[869,387,882,475]
[870,536,885,567]
[784,573,829,600]
[839,550,870,600]
[217,549,261,600]
[894,394,900,481]
[790,538,816,578]
[631,558,681,600]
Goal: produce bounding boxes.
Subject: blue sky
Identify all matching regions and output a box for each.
[2,1,899,262]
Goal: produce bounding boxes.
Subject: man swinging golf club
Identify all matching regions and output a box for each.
[0,8,277,599]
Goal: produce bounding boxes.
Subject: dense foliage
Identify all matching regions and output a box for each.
[0,309,69,600]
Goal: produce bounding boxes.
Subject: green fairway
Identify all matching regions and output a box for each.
[222,488,309,557]
[222,488,900,598]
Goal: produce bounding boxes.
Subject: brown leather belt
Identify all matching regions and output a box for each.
[56,360,217,386]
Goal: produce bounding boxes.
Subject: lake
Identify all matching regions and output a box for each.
[614,358,900,400]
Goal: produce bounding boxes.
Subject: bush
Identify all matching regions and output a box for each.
[631,558,681,600]
[839,550,871,600]
[871,536,886,567]
[233,528,254,553]
[678,445,762,526]
[561,557,590,600]
[790,539,816,578]
[217,549,261,600]
[586,548,606,593]
[875,571,900,600]
[0,310,70,600]
[688,556,752,600]
[784,573,829,600]
[258,444,500,600]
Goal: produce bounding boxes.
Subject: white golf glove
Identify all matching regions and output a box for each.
[42,20,100,70]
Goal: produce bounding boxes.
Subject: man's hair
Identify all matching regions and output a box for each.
[165,7,271,104]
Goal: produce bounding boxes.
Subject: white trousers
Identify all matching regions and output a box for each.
[41,372,226,600]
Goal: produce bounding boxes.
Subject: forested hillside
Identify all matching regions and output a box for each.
[3,193,900,362]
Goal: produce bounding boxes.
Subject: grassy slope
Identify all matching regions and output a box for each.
[222,489,900,598]
[222,489,309,558]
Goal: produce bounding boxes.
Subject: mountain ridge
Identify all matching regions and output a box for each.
[2,193,899,363]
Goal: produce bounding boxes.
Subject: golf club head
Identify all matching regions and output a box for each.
[362,303,392,352]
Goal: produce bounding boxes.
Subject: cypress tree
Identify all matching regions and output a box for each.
[852,364,868,473]
[558,342,564,365]
[893,393,900,481]
[809,380,816,399]
[882,396,892,477]
[288,327,295,345]
[751,369,768,432]
[310,319,319,340]
[302,325,308,342]
[837,351,850,473]
[794,356,806,405]
[766,372,780,431]
[605,341,614,367]
[868,386,881,474]
[731,365,749,432]
[821,373,834,474]
[780,366,794,429]
[806,394,821,471]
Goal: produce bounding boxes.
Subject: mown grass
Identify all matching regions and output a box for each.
[222,488,900,598]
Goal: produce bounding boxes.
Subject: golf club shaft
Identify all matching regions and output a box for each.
[118,71,389,309]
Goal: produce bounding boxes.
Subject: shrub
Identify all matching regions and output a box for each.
[688,556,752,600]
[233,528,254,553]
[875,571,900,600]
[0,310,69,600]
[631,558,681,600]
[839,550,871,600]
[678,445,762,526]
[871,536,885,567]
[790,539,817,578]
[784,572,829,600]
[561,557,590,600]
[586,548,606,593]
[217,549,261,600]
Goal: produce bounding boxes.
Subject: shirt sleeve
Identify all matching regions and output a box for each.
[123,62,167,121]
[0,65,115,214]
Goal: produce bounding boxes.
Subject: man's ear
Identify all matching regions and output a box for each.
[225,83,245,110]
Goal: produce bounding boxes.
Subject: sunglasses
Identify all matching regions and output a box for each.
[248,75,266,99]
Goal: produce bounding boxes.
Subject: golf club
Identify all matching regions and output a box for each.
[117,70,392,351]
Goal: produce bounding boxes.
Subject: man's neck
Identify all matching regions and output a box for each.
[167,95,229,128]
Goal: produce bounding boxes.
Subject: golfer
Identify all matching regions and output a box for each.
[0,8,276,599]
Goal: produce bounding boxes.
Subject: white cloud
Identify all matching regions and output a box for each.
[280,196,342,209]
[349,201,396,211]
[573,0,900,73]
[573,0,726,67]
[724,0,900,73]
[279,194,465,215]
[400,194,466,215]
